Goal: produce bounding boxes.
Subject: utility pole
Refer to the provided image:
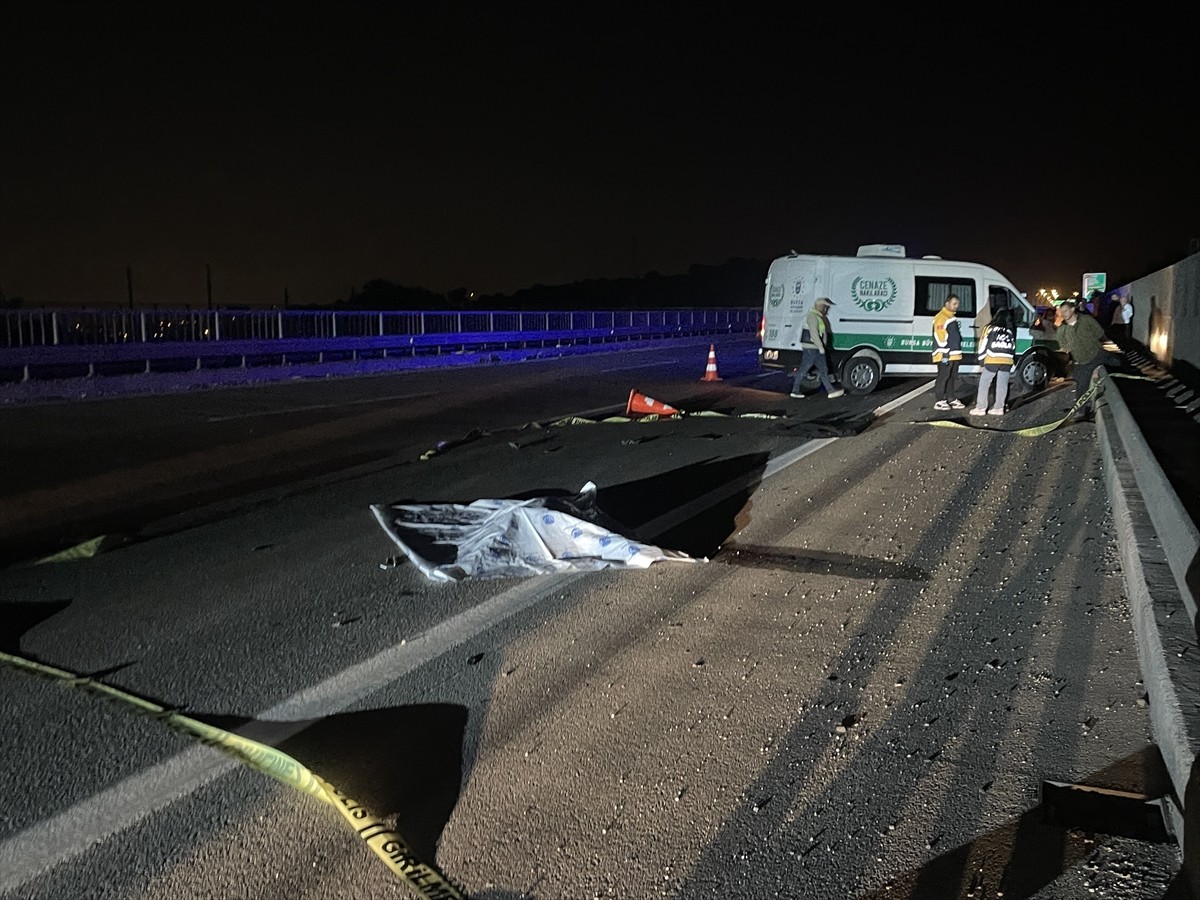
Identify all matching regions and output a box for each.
[283,286,290,309]
[206,264,213,310]
[126,265,134,309]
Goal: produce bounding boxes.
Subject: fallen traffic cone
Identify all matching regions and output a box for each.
[627,389,680,417]
[700,344,721,381]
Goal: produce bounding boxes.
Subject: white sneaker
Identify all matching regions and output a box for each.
[969,408,986,415]
[933,400,950,410]
[827,389,845,399]
[949,399,966,409]
[988,409,1004,416]
[789,392,804,399]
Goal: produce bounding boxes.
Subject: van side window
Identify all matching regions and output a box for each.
[914,277,976,316]
[988,285,1027,323]
[988,286,1008,315]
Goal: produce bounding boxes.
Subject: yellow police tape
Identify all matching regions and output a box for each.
[914,372,1152,437]
[420,409,785,459]
[545,409,783,427]
[0,650,469,900]
[32,534,133,566]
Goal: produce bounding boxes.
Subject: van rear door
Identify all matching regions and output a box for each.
[760,257,819,370]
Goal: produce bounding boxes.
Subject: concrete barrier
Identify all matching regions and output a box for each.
[1097,371,1199,893]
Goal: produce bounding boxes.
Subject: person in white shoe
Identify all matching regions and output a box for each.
[790,297,845,399]
[971,308,1016,416]
[931,294,964,410]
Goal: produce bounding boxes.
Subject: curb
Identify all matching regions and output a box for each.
[1096,374,1200,893]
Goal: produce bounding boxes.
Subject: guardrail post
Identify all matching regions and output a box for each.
[140,312,147,342]
[378,313,384,336]
[51,312,59,346]
[331,312,337,338]
[277,311,284,339]
[214,311,221,341]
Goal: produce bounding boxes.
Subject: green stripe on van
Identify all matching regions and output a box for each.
[832,333,1035,353]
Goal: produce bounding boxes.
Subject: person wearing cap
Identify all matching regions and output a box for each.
[1055,297,1108,421]
[931,294,965,410]
[790,297,844,399]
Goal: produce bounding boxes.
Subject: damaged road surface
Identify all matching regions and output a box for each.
[0,355,1186,899]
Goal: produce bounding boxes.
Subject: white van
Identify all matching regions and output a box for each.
[758,244,1062,394]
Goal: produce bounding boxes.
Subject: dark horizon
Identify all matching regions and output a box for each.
[3,3,1197,309]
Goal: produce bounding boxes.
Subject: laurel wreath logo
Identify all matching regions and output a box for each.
[851,276,898,312]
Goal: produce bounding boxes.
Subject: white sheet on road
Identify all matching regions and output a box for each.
[371,481,697,582]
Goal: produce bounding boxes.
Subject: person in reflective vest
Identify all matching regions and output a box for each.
[971,308,1016,416]
[789,297,845,399]
[932,294,964,410]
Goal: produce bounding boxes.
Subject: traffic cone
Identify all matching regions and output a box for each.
[626,389,680,417]
[700,344,721,382]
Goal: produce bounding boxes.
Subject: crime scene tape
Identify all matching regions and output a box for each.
[0,650,469,900]
[912,372,1152,437]
[544,409,785,427]
[420,409,787,459]
[32,534,132,566]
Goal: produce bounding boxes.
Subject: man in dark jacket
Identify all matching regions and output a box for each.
[1055,298,1110,420]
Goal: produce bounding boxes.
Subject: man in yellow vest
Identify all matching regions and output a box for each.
[931,294,965,410]
[790,297,845,399]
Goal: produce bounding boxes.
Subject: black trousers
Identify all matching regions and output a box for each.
[935,359,959,400]
[1073,359,1101,408]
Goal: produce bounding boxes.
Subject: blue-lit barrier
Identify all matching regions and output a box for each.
[0,308,758,380]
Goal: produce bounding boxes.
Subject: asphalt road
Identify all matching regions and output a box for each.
[0,337,1187,899]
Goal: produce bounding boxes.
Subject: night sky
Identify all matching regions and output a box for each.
[2,3,1197,308]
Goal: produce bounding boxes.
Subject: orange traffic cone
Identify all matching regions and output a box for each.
[700,344,721,382]
[626,389,680,417]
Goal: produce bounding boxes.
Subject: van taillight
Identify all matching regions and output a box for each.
[758,315,765,340]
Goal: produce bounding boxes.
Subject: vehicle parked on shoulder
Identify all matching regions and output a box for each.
[758,244,1064,394]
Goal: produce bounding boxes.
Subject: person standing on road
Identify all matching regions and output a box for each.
[1116,294,1134,340]
[790,297,844,399]
[971,308,1016,416]
[932,294,965,410]
[1055,298,1110,421]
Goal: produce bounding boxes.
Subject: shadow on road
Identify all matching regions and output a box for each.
[718,543,930,582]
[853,748,1187,900]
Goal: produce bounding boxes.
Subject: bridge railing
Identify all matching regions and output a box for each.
[2,307,757,347]
[1,307,759,380]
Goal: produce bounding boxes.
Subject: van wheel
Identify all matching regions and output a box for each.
[1015,353,1049,392]
[841,354,880,394]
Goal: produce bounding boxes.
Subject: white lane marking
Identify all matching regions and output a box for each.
[763,438,840,479]
[206,391,440,422]
[873,381,934,416]
[0,573,582,891]
[601,361,680,372]
[1,378,934,889]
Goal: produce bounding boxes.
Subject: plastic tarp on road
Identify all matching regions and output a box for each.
[371,482,697,582]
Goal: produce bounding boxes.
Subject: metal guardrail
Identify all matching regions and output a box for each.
[2,308,756,348]
[0,307,759,381]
